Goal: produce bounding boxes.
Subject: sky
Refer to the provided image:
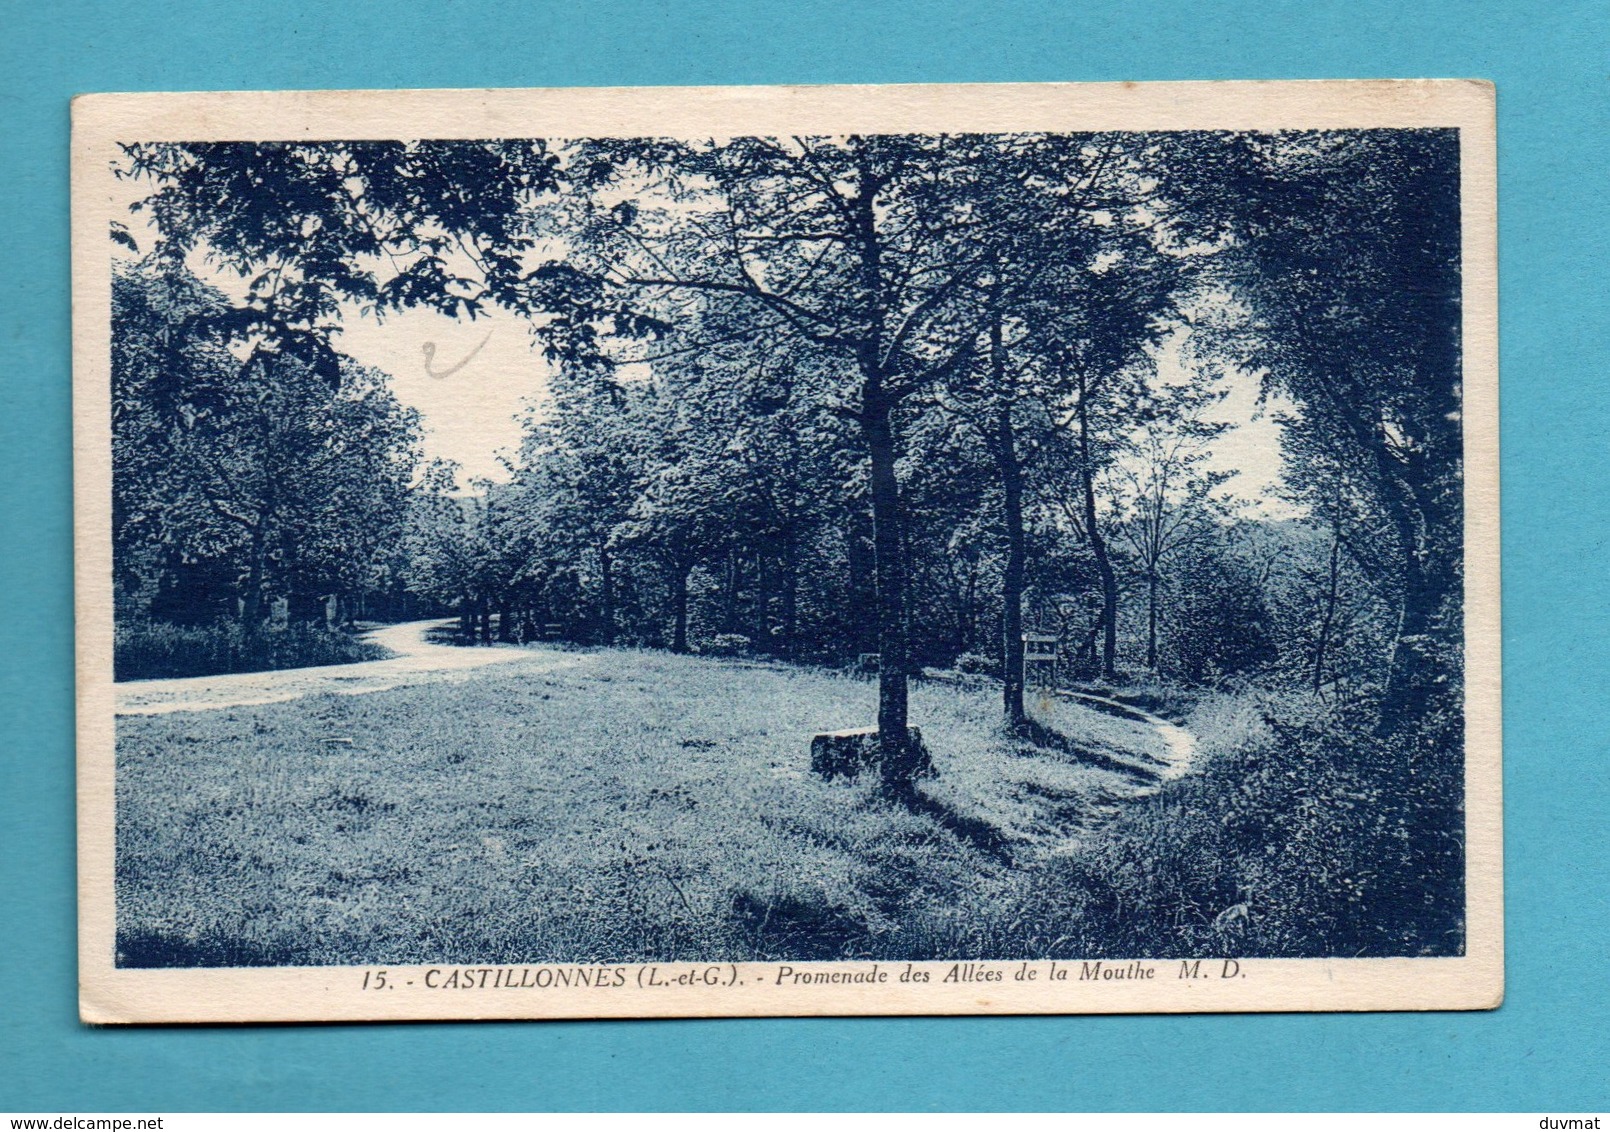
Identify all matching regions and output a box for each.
[332,304,551,485]
[1204,379,1298,517]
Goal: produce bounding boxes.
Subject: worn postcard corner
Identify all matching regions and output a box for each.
[72,79,1499,1024]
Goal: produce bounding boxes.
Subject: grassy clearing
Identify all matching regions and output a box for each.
[117,648,1457,965]
[116,648,1155,966]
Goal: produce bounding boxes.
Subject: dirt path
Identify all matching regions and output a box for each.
[1057,689,1197,780]
[115,619,576,716]
[1006,687,1200,858]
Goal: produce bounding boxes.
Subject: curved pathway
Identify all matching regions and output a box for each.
[115,619,573,716]
[1057,689,1198,780]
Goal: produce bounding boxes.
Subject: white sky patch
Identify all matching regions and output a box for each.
[332,305,550,486]
[1147,327,1305,520]
[1203,377,1305,520]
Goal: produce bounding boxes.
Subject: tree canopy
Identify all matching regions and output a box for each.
[114,127,1467,778]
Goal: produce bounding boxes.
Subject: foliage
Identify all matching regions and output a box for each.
[1221,130,1465,728]
[112,258,421,631]
[902,689,1462,959]
[121,139,564,357]
[117,131,1465,729]
[1163,535,1280,682]
[703,634,752,658]
[954,652,996,676]
[115,619,388,681]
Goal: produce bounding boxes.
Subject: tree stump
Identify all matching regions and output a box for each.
[810,727,877,781]
[891,727,936,781]
[810,726,930,782]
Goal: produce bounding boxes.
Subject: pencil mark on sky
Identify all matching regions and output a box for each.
[423,330,494,380]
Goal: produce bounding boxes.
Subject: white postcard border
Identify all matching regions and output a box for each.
[72,79,1501,1023]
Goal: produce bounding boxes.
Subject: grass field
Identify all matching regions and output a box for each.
[115,646,1187,966]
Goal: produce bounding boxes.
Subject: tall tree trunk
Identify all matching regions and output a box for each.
[849,166,924,789]
[1379,450,1461,738]
[722,549,740,635]
[1313,534,1341,694]
[846,507,877,654]
[950,576,969,661]
[992,316,1027,729]
[1146,571,1160,672]
[780,528,799,660]
[862,396,913,785]
[753,549,770,651]
[963,565,978,656]
[671,558,691,654]
[239,525,267,629]
[598,544,615,645]
[1382,552,1458,732]
[1078,385,1119,680]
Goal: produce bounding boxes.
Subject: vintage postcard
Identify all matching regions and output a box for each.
[72,80,1500,1023]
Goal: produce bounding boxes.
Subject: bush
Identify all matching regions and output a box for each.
[954,651,996,676]
[932,690,1465,959]
[702,633,752,658]
[115,619,389,680]
[1166,558,1279,682]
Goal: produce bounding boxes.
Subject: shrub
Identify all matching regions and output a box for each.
[954,651,996,676]
[934,690,1465,959]
[703,633,752,658]
[115,619,389,680]
[1166,558,1279,682]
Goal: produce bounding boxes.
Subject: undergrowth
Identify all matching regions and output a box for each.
[115,619,389,680]
[909,688,1465,959]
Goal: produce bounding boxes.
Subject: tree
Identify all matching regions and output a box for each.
[609,393,732,655]
[121,140,566,360]
[118,141,570,628]
[1166,532,1280,683]
[120,129,1466,749]
[502,366,649,645]
[540,135,1025,787]
[1018,256,1180,681]
[1112,384,1231,672]
[113,258,420,629]
[1221,130,1464,733]
[403,460,485,634]
[112,257,243,620]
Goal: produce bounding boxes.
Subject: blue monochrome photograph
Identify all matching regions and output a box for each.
[71,82,1501,1021]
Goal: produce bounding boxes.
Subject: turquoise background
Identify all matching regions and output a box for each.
[2,0,1606,1112]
